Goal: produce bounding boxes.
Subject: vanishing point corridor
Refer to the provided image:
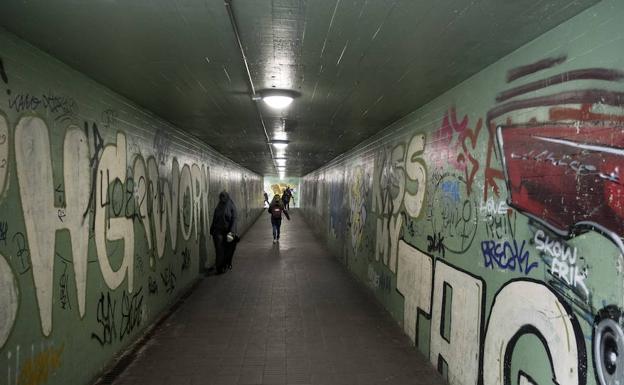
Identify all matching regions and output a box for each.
[1,1,624,385]
[109,212,442,385]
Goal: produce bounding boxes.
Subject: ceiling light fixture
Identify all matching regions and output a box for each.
[225,0,277,170]
[269,139,289,149]
[275,159,287,166]
[263,95,293,109]
[257,89,298,110]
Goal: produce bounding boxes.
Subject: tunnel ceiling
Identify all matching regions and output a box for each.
[0,0,598,176]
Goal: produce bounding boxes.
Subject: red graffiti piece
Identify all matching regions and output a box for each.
[434,107,467,140]
[434,112,452,144]
[550,103,624,123]
[487,66,624,204]
[432,107,483,195]
[499,68,624,102]
[450,107,469,133]
[456,118,482,195]
[432,108,467,165]
[483,121,505,202]
[506,55,567,83]
[498,122,624,238]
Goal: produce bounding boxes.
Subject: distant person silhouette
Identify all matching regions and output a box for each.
[263,191,270,207]
[282,186,293,209]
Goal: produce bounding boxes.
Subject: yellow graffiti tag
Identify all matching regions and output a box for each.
[18,344,64,385]
[271,183,289,197]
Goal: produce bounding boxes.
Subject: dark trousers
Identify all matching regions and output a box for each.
[213,233,236,272]
[271,218,282,239]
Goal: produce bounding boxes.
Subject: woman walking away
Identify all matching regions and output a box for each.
[210,191,238,274]
[268,194,290,243]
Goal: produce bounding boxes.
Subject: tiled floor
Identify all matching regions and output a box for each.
[111,210,444,385]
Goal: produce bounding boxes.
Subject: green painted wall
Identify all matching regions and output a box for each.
[0,29,263,385]
[302,1,624,385]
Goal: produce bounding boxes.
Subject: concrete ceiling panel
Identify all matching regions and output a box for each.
[0,0,598,176]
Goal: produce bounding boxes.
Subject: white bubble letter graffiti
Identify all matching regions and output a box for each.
[191,164,202,241]
[167,159,180,251]
[396,241,433,343]
[0,254,18,347]
[95,132,134,291]
[388,214,403,273]
[404,134,426,218]
[483,280,584,385]
[147,158,180,258]
[15,118,90,335]
[179,164,193,241]
[133,156,152,249]
[430,260,484,385]
[0,115,8,201]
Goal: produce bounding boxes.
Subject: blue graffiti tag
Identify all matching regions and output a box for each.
[440,180,460,203]
[481,239,538,275]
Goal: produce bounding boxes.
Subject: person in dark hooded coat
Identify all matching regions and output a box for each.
[210,191,238,274]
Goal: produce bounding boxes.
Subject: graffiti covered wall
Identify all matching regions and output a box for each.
[0,29,263,385]
[301,1,624,384]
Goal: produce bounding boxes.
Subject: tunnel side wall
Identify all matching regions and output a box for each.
[0,29,263,385]
[302,1,624,384]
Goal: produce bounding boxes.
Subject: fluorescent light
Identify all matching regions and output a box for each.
[279,172,285,179]
[263,95,293,109]
[275,159,286,166]
[269,139,289,149]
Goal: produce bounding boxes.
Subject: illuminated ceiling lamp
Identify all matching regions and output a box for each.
[264,95,293,109]
[269,139,289,149]
[258,89,297,110]
[276,164,286,177]
[275,158,287,166]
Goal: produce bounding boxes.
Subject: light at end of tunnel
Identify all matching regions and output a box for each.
[263,95,293,109]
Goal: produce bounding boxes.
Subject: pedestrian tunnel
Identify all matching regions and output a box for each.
[0,1,623,384]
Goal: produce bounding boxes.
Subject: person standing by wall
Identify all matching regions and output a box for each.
[282,187,292,209]
[268,194,290,243]
[210,191,238,274]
